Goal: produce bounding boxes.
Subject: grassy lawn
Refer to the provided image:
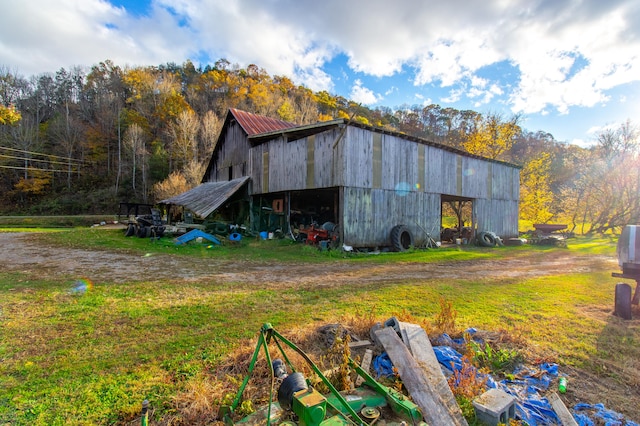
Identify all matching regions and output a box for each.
[0,228,637,425]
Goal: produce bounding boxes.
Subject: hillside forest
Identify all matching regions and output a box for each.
[0,60,638,233]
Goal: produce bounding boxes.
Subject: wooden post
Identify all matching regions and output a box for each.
[375,327,458,425]
[548,392,578,426]
[399,322,468,426]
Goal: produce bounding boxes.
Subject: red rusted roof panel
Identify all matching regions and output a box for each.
[230,108,296,136]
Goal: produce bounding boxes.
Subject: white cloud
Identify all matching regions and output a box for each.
[0,0,638,137]
[0,0,194,75]
[349,79,381,105]
[441,87,464,104]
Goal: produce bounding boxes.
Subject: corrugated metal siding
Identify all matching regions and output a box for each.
[230,108,296,135]
[160,177,250,218]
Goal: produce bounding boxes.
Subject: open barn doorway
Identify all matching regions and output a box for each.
[253,188,340,241]
[440,195,474,244]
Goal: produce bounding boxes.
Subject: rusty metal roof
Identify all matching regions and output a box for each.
[160,176,250,219]
[230,108,296,136]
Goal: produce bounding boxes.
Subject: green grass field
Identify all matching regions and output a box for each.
[0,228,637,425]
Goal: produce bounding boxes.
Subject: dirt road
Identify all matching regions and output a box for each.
[0,232,616,286]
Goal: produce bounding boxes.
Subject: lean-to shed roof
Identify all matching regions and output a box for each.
[160,177,250,219]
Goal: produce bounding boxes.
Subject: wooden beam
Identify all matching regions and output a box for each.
[548,392,578,426]
[399,322,468,426]
[348,340,372,349]
[375,327,457,425]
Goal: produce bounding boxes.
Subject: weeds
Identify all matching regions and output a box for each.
[470,341,523,375]
[432,297,458,336]
[326,332,352,391]
[447,354,488,420]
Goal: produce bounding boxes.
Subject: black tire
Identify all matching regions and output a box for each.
[124,224,136,237]
[390,225,413,251]
[277,372,308,410]
[615,283,632,320]
[477,231,497,247]
[137,225,150,238]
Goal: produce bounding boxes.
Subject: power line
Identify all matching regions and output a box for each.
[0,164,79,173]
[0,153,84,167]
[0,145,84,164]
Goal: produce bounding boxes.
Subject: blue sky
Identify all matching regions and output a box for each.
[1,0,638,146]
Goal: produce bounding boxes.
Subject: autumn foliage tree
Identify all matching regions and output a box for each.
[520,152,554,223]
[0,57,638,232]
[463,113,521,160]
[560,121,640,233]
[0,104,21,125]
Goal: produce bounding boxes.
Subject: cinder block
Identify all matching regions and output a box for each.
[472,388,516,426]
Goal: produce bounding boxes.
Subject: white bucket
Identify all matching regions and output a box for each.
[455,238,462,245]
[268,232,274,239]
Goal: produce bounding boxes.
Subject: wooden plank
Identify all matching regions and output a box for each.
[355,349,373,386]
[348,340,372,349]
[548,392,578,426]
[373,132,382,188]
[375,327,457,425]
[399,322,468,426]
[306,135,315,188]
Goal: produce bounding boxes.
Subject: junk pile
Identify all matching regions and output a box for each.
[220,323,425,426]
[223,320,637,425]
[371,319,638,426]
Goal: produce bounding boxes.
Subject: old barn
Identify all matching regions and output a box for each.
[164,108,520,250]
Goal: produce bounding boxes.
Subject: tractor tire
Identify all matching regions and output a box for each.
[477,231,497,247]
[137,225,150,238]
[390,225,413,252]
[614,283,632,320]
[124,224,136,237]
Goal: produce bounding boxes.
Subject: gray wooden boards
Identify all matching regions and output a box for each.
[399,322,468,426]
[374,326,461,425]
[548,392,578,426]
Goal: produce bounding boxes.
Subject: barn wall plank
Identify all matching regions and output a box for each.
[343,187,440,248]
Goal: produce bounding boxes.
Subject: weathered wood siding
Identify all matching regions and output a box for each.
[474,199,519,237]
[251,128,341,194]
[335,127,519,244]
[338,128,517,201]
[209,120,519,244]
[207,122,251,182]
[342,187,441,247]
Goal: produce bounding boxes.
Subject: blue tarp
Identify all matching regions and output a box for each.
[174,229,221,245]
[373,352,394,378]
[373,331,638,425]
[573,403,639,426]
